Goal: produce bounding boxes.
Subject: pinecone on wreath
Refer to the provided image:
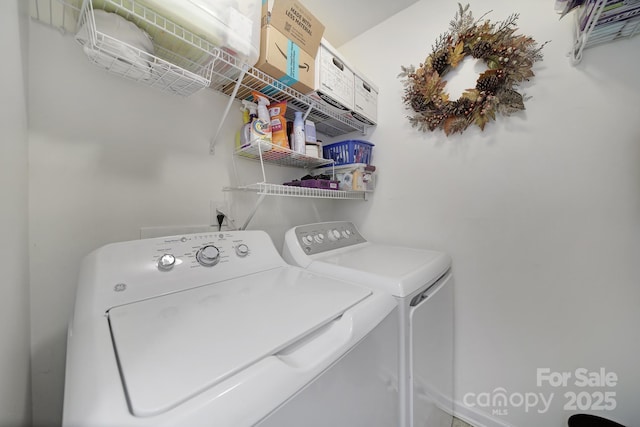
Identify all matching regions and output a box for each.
[410,94,429,112]
[476,74,501,93]
[455,98,473,116]
[444,99,472,116]
[471,40,492,58]
[431,50,450,75]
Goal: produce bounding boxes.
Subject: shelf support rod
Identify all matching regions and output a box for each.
[571,0,606,64]
[210,63,249,154]
[303,104,313,121]
[240,193,267,230]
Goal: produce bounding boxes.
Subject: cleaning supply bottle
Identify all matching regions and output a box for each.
[293,111,306,154]
[240,100,257,148]
[252,91,271,123]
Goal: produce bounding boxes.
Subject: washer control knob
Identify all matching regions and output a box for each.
[196,245,220,267]
[301,235,314,246]
[342,230,352,239]
[314,233,325,244]
[157,254,176,271]
[235,244,249,257]
[328,229,341,241]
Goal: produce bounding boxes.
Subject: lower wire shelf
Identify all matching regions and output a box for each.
[224,183,369,200]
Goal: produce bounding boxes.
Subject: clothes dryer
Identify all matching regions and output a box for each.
[63,230,398,427]
[283,221,454,427]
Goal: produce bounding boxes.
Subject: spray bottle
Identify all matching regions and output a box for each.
[250,91,272,151]
[252,91,271,123]
[240,100,257,147]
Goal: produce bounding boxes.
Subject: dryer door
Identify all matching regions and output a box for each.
[409,271,454,427]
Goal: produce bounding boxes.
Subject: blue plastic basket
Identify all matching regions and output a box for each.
[322,140,374,165]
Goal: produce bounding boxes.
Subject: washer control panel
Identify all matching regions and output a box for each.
[294,221,366,255]
[82,230,285,312]
[153,232,253,272]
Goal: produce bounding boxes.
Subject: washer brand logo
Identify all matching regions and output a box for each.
[113,283,127,292]
[462,368,618,416]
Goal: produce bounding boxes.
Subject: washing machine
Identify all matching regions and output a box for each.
[63,230,399,427]
[283,221,454,427]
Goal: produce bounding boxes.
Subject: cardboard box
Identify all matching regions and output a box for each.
[262,0,324,57]
[350,73,378,126]
[222,24,315,96]
[307,39,354,113]
[255,25,315,94]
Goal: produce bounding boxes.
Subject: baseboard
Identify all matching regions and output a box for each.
[453,400,517,427]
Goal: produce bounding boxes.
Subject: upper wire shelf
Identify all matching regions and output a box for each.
[30,0,368,137]
[210,49,366,138]
[31,0,219,96]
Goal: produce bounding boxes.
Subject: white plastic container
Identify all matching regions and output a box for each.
[136,0,261,66]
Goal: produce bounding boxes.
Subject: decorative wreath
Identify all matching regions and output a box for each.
[398,4,548,135]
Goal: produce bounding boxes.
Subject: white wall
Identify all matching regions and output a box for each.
[0,1,32,426]
[337,1,640,426]
[27,23,339,426]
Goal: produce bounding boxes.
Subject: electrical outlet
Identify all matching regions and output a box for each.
[210,200,233,230]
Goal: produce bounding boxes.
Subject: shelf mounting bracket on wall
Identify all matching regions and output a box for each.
[210,63,249,155]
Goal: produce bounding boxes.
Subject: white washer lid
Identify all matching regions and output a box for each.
[310,244,451,297]
[108,267,370,417]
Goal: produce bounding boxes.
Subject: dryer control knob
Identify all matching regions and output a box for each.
[314,233,325,244]
[235,244,249,257]
[328,229,341,241]
[301,235,314,246]
[157,254,176,271]
[196,245,220,267]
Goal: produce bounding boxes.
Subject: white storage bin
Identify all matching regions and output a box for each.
[351,73,378,126]
[307,39,355,114]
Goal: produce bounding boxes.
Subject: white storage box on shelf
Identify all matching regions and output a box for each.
[307,39,355,114]
[74,0,261,96]
[348,72,378,126]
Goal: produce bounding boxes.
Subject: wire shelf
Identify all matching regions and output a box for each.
[224,183,367,200]
[236,142,334,169]
[210,49,367,138]
[75,0,216,96]
[30,0,81,33]
[31,0,369,136]
[571,0,640,64]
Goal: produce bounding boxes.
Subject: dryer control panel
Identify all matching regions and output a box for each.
[291,221,367,255]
